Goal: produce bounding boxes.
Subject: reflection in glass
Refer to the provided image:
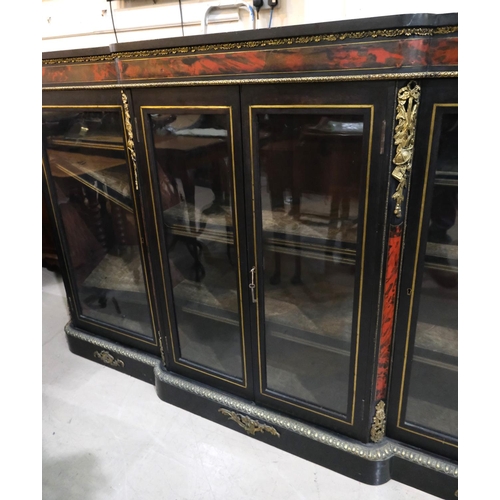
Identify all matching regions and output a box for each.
[149,112,243,379]
[405,110,458,437]
[42,109,154,338]
[256,112,366,415]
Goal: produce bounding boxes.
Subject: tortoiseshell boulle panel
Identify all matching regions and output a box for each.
[114,37,457,83]
[42,15,458,87]
[42,59,118,86]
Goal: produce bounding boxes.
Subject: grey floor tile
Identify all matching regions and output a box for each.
[42,268,438,500]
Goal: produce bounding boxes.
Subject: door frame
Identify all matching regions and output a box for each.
[386,79,458,461]
[42,89,162,354]
[240,81,397,441]
[131,85,255,400]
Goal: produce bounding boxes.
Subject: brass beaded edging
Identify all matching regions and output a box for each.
[42,26,457,65]
[65,323,158,367]
[65,323,458,478]
[155,363,458,476]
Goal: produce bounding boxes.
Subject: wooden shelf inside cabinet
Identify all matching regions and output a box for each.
[163,204,357,258]
[47,134,125,152]
[164,201,356,356]
[46,148,134,213]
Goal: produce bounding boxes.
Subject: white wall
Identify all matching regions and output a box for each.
[42,0,458,53]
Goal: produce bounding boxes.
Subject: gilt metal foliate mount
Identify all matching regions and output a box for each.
[370,400,386,443]
[120,90,139,191]
[94,350,125,368]
[219,408,280,437]
[391,81,421,218]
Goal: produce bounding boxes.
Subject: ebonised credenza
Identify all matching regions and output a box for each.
[42,13,458,498]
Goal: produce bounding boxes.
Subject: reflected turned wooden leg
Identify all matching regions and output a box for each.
[86,187,107,249]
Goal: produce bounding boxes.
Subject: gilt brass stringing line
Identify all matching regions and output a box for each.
[391,81,421,217]
[370,400,387,442]
[397,104,458,449]
[42,26,458,65]
[140,109,176,354]
[139,104,247,388]
[354,106,374,421]
[43,105,157,346]
[120,91,139,191]
[228,106,248,385]
[398,103,436,419]
[118,101,160,344]
[219,408,280,437]
[248,109,263,395]
[249,104,374,425]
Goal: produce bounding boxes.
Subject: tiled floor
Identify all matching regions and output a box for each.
[42,267,438,500]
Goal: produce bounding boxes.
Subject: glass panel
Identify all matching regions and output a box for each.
[405,110,458,437]
[148,111,243,379]
[256,112,367,415]
[43,109,154,339]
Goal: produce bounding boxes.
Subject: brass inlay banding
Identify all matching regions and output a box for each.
[219,408,280,437]
[42,104,159,347]
[397,103,458,448]
[140,105,247,388]
[249,104,374,425]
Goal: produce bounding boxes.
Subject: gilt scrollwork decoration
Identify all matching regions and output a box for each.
[391,81,421,217]
[120,90,139,191]
[94,350,125,368]
[370,400,386,443]
[219,408,280,437]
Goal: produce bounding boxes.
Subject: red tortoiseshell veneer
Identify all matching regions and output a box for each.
[42,35,457,86]
[376,223,403,401]
[42,59,118,86]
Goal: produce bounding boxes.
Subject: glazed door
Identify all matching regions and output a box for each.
[241,82,395,440]
[42,90,161,354]
[133,86,254,398]
[386,80,458,460]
